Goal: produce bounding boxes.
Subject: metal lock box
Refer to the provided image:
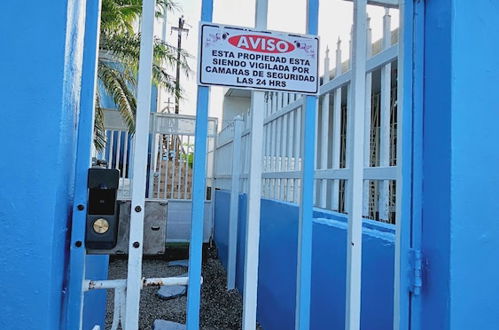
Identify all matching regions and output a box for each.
[85,167,120,250]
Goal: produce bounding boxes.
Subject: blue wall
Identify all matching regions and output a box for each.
[0,1,87,329]
[214,190,395,330]
[421,1,499,329]
[0,1,108,329]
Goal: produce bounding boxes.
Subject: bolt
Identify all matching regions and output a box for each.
[75,241,82,248]
[133,241,140,248]
[135,205,142,212]
[77,204,85,211]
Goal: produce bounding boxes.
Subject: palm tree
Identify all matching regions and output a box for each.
[94,0,190,150]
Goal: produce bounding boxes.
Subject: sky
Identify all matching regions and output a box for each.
[154,0,399,123]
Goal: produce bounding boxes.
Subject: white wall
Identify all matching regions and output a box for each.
[222,94,250,129]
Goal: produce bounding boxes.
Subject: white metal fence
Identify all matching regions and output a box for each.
[98,109,218,201]
[214,9,399,224]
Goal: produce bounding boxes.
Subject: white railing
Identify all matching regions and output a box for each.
[98,109,218,201]
[214,9,399,224]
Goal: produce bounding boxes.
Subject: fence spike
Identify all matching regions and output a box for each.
[336,37,343,75]
[383,5,392,48]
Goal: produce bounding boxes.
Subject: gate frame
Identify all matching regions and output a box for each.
[65,0,103,328]
[395,0,423,329]
[64,0,420,329]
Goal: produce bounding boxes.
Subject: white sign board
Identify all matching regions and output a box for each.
[198,23,319,94]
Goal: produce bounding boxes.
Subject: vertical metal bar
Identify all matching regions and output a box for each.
[149,134,157,199]
[276,112,282,199]
[111,288,121,330]
[118,287,126,329]
[66,0,102,327]
[270,95,276,198]
[345,0,367,329]
[266,120,271,197]
[281,113,287,200]
[156,135,164,198]
[171,137,177,198]
[245,131,250,193]
[108,131,115,168]
[164,135,170,198]
[264,114,269,197]
[345,93,352,213]
[332,38,343,211]
[149,126,158,198]
[243,96,265,329]
[379,9,392,222]
[186,1,213,327]
[363,17,372,218]
[242,0,267,327]
[184,136,190,198]
[320,48,330,208]
[228,117,243,289]
[270,119,276,198]
[178,136,183,199]
[395,1,422,329]
[295,0,319,329]
[288,109,295,200]
[124,0,156,328]
[275,93,279,114]
[263,97,270,172]
[283,112,290,200]
[243,130,247,193]
[115,130,122,171]
[122,132,129,191]
[294,106,302,203]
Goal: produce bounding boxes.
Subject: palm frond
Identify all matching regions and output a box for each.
[100,33,191,77]
[94,94,107,151]
[97,61,136,133]
[101,0,178,33]
[94,0,189,150]
[100,33,191,94]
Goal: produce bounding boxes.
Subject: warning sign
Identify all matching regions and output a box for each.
[198,23,319,94]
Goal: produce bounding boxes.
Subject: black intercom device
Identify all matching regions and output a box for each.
[85,165,120,250]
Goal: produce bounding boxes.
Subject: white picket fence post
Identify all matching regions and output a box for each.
[345,0,368,329]
[227,116,243,290]
[320,48,331,209]
[331,38,343,211]
[363,15,373,217]
[379,8,392,222]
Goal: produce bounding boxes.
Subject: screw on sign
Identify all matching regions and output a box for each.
[199,23,319,94]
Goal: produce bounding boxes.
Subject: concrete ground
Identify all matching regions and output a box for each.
[105,245,261,330]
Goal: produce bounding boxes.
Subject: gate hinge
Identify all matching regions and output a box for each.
[409,248,423,295]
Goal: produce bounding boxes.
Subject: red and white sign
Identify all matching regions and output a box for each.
[198,23,319,94]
